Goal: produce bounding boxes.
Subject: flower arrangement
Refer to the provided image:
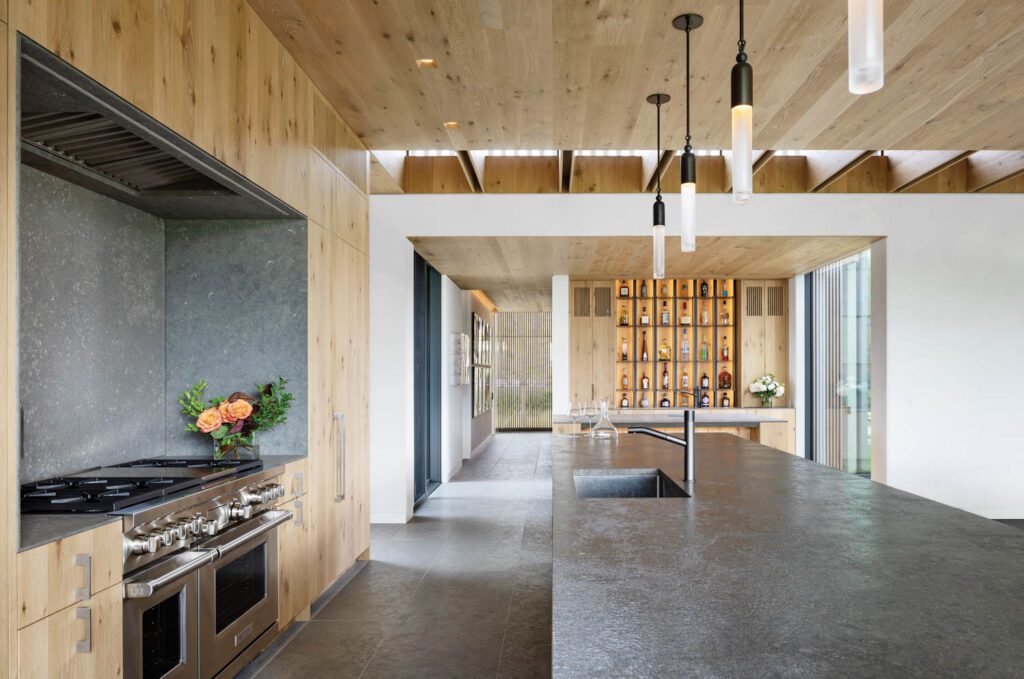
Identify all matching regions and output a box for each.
[179,378,294,458]
[749,373,785,407]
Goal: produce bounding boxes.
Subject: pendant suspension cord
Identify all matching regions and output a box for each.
[685,25,692,154]
[737,0,747,62]
[655,99,663,197]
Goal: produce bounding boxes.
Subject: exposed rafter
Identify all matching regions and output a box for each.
[456,150,482,193]
[966,151,1024,192]
[887,150,972,192]
[561,150,575,192]
[644,150,677,193]
[806,150,877,192]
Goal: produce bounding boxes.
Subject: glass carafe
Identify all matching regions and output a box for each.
[589,401,619,442]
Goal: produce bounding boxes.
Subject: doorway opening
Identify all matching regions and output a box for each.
[413,253,442,503]
[494,312,553,431]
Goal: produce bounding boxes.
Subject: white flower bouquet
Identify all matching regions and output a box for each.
[749,373,785,407]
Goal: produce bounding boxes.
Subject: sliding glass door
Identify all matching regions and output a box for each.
[807,249,872,474]
[494,312,552,431]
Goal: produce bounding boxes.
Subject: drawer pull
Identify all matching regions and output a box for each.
[294,470,304,496]
[74,554,91,601]
[295,499,304,528]
[334,412,346,502]
[75,607,91,654]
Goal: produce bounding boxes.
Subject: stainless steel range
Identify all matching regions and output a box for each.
[22,457,293,679]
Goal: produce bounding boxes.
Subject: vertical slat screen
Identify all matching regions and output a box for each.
[494,312,553,431]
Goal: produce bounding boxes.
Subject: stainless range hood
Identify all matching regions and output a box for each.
[19,37,302,220]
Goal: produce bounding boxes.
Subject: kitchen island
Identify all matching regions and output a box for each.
[553,433,1024,676]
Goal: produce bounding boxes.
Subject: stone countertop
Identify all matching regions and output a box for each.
[18,452,308,552]
[553,409,788,428]
[552,433,1024,677]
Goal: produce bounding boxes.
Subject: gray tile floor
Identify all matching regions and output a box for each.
[254,433,553,679]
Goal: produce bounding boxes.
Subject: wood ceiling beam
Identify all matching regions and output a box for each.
[806,150,877,192]
[468,151,488,191]
[369,151,405,194]
[887,150,972,192]
[456,150,483,193]
[966,151,1024,192]
[644,150,677,193]
[561,150,575,193]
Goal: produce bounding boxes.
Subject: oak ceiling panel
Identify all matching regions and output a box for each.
[409,235,881,310]
[250,0,1024,151]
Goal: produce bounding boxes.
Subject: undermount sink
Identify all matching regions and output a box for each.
[572,468,689,499]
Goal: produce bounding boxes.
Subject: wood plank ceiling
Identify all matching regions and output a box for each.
[251,0,1023,151]
[409,235,880,311]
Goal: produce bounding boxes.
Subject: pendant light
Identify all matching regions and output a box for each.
[731,0,753,204]
[673,13,703,253]
[647,93,670,280]
[848,0,884,94]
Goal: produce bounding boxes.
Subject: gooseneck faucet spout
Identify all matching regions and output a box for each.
[626,410,695,482]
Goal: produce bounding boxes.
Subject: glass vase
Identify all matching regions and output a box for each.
[589,402,619,442]
[214,432,259,460]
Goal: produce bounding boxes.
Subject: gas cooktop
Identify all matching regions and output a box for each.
[21,457,263,514]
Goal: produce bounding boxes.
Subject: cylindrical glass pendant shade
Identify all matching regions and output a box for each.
[653,224,666,280]
[848,0,884,94]
[731,105,753,203]
[680,183,696,253]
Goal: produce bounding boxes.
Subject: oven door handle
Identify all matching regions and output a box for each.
[212,509,293,559]
[123,550,216,599]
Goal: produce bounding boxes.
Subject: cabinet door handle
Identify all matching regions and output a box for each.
[295,499,304,528]
[294,471,304,496]
[334,412,346,502]
[75,607,92,653]
[74,554,91,601]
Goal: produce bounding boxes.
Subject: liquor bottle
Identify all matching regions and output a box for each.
[619,282,630,297]
[721,337,730,361]
[680,329,690,361]
[621,372,629,389]
[660,394,671,408]
[721,304,731,326]
[640,281,649,298]
[718,368,732,390]
[700,392,711,408]
[679,301,692,326]
[721,284,729,298]
[681,370,690,390]
[700,372,710,390]
[701,303,710,326]
[659,283,668,297]
[621,339,628,361]
[721,393,731,408]
[661,366,670,389]
[700,339,709,362]
[680,281,689,296]
[620,392,630,408]
[660,301,671,325]
[640,332,649,361]
[619,306,630,326]
[700,280,709,297]
[640,394,650,408]
[640,306,650,326]
[641,373,650,390]
[657,338,672,361]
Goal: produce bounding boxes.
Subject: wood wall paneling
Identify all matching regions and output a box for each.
[755,156,808,193]
[569,281,593,403]
[403,155,473,193]
[901,158,968,193]
[483,156,559,193]
[1,22,14,678]
[571,156,643,193]
[277,496,311,628]
[817,155,888,193]
[590,281,615,404]
[982,173,1024,193]
[738,280,789,408]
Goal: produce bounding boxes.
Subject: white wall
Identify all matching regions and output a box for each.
[551,275,570,416]
[440,276,472,481]
[372,192,1024,519]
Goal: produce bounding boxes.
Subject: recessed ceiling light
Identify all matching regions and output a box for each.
[443,121,460,129]
[416,58,438,69]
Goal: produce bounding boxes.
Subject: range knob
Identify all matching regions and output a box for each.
[229,502,253,520]
[188,516,203,535]
[196,516,218,537]
[159,528,175,546]
[128,534,160,555]
[271,483,285,499]
[173,522,190,540]
[259,487,274,504]
[239,487,262,506]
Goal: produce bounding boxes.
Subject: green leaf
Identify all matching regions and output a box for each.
[210,425,229,440]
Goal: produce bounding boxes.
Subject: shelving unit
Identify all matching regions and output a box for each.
[613,278,737,409]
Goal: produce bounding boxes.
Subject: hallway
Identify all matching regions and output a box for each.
[254,433,553,678]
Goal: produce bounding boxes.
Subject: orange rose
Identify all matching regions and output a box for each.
[196,408,223,433]
[218,401,238,424]
[228,399,253,421]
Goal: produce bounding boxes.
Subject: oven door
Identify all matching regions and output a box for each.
[123,550,214,679]
[198,509,291,678]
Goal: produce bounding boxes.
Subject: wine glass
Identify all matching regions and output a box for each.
[567,401,582,437]
[585,400,600,427]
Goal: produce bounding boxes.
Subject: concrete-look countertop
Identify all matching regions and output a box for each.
[552,433,1024,676]
[554,409,788,429]
[19,453,307,552]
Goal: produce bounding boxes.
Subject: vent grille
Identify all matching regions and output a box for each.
[745,286,763,317]
[593,287,612,317]
[573,287,591,317]
[767,286,784,317]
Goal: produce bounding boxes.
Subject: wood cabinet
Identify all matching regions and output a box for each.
[277,496,311,629]
[739,280,789,407]
[17,522,122,629]
[568,280,615,404]
[281,457,309,503]
[17,583,122,679]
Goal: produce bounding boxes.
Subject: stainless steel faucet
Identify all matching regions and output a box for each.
[626,409,695,482]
